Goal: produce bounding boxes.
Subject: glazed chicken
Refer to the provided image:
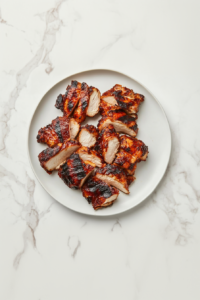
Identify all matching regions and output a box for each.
[98,114,138,137]
[78,125,99,148]
[82,176,119,210]
[58,153,95,189]
[119,135,148,163]
[99,125,120,164]
[76,147,103,167]
[114,149,137,175]
[87,87,101,117]
[101,84,144,114]
[37,116,80,147]
[73,82,89,123]
[99,99,137,119]
[38,140,80,174]
[55,81,82,117]
[95,164,129,194]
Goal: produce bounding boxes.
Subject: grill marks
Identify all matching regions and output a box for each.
[73,82,90,123]
[58,153,95,189]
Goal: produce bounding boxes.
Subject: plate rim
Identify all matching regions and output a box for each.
[27,68,172,217]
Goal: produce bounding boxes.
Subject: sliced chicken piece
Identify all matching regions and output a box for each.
[98,115,138,137]
[119,135,148,162]
[82,176,119,210]
[101,84,144,114]
[95,164,129,194]
[87,87,101,117]
[113,149,137,175]
[37,116,80,147]
[73,82,89,123]
[99,125,120,164]
[99,99,137,118]
[55,80,82,117]
[76,147,103,167]
[78,125,99,148]
[126,173,136,186]
[38,140,80,174]
[58,153,95,189]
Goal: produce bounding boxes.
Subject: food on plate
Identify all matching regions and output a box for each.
[87,87,101,117]
[95,164,129,194]
[78,124,99,148]
[58,153,95,189]
[55,81,101,121]
[101,84,144,114]
[82,176,119,210]
[98,115,138,137]
[37,116,80,147]
[99,125,119,164]
[119,135,148,163]
[37,80,149,210]
[76,147,103,167]
[55,80,82,117]
[114,149,137,175]
[73,82,90,123]
[38,140,80,174]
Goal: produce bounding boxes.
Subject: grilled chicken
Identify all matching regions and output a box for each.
[38,140,80,174]
[82,176,119,210]
[87,87,101,117]
[73,82,89,123]
[126,173,136,186]
[119,135,148,162]
[99,125,120,164]
[99,99,137,119]
[55,81,82,117]
[37,116,80,148]
[101,84,144,114]
[58,153,95,189]
[76,147,103,167]
[98,115,138,137]
[95,164,129,194]
[114,149,137,175]
[78,125,99,148]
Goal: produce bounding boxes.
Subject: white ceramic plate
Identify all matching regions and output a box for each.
[28,69,171,216]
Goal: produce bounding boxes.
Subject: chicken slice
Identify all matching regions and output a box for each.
[55,80,82,117]
[37,116,80,147]
[95,164,129,194]
[58,153,95,189]
[99,99,137,119]
[87,87,101,117]
[101,84,144,114]
[98,115,138,137]
[76,147,103,167]
[73,82,90,123]
[119,135,148,162]
[126,173,136,186]
[78,125,99,148]
[38,140,80,174]
[113,149,137,175]
[99,125,120,164]
[82,176,119,210]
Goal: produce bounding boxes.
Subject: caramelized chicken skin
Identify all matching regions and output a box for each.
[101,84,144,114]
[119,135,148,162]
[82,176,119,210]
[96,164,129,194]
[37,116,80,147]
[38,140,80,174]
[58,153,95,189]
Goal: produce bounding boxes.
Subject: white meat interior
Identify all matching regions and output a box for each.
[79,129,97,147]
[103,194,118,204]
[101,96,117,106]
[104,137,119,164]
[96,174,129,194]
[100,119,136,137]
[70,119,80,139]
[45,145,79,171]
[87,89,100,117]
[79,152,102,167]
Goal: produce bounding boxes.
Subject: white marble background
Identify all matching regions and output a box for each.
[0,0,200,299]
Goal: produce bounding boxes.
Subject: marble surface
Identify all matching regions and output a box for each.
[0,0,200,299]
